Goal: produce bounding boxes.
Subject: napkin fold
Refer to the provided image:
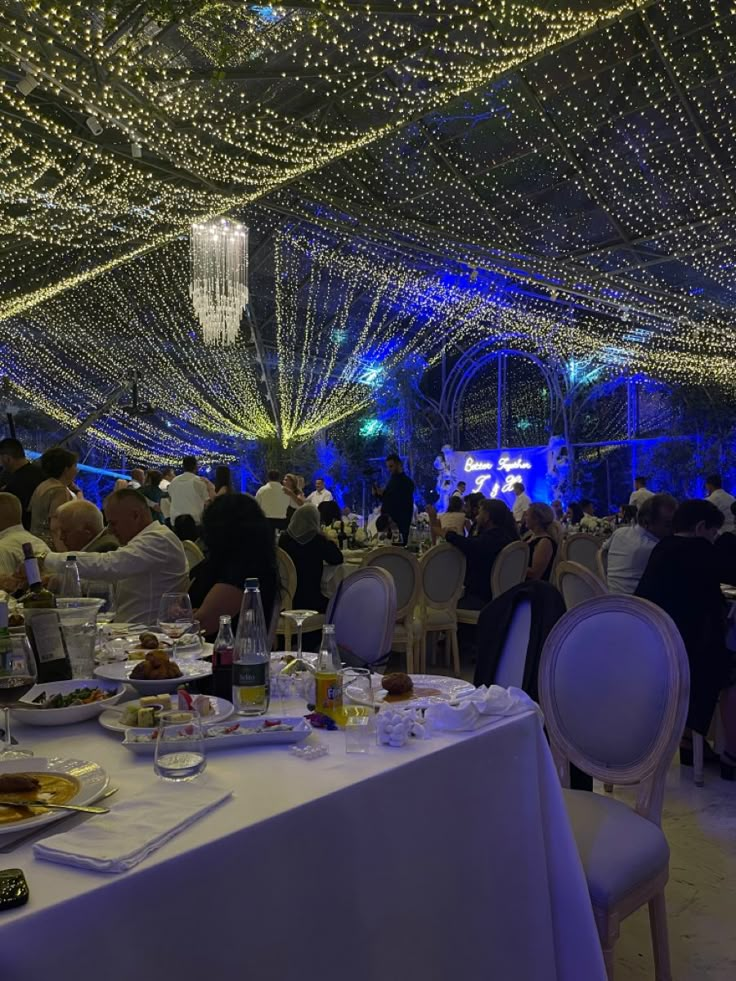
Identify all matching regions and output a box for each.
[424,685,542,732]
[34,783,231,873]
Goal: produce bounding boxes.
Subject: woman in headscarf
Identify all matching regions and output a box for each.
[278,504,343,613]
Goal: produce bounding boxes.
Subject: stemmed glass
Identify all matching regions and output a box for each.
[282,609,319,663]
[157,593,194,648]
[0,636,38,759]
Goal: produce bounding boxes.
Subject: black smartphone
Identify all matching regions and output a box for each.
[0,869,29,911]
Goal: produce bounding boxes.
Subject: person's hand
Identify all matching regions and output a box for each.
[0,574,22,593]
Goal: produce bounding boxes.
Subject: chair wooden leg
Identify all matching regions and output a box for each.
[406,636,414,674]
[419,633,427,674]
[604,783,614,793]
[693,732,704,787]
[594,908,619,981]
[450,628,460,676]
[602,945,615,981]
[648,891,672,981]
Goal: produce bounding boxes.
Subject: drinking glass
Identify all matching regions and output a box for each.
[343,667,374,754]
[175,619,205,662]
[0,635,37,759]
[154,711,206,781]
[158,593,194,644]
[281,609,318,662]
[83,581,115,623]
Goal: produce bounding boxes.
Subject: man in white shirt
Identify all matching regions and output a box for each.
[511,482,532,525]
[128,468,144,490]
[44,489,187,624]
[167,456,209,525]
[158,467,175,492]
[0,492,46,575]
[255,469,290,528]
[603,493,677,594]
[307,478,333,507]
[629,476,654,510]
[705,474,736,533]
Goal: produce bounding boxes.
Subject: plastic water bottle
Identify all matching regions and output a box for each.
[60,556,82,599]
[232,579,270,716]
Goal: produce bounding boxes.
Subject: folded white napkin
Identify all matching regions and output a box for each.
[424,685,542,732]
[34,783,231,873]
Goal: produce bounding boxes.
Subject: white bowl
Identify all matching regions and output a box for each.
[14,679,125,726]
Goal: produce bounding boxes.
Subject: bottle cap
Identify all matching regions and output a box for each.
[66,555,77,562]
[323,623,335,633]
[244,578,259,589]
[219,614,231,624]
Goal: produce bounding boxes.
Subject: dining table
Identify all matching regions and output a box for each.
[0,700,606,981]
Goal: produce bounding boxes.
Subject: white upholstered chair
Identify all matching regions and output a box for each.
[556,560,607,610]
[539,595,690,980]
[596,545,608,584]
[562,533,602,576]
[415,543,466,674]
[181,539,204,571]
[457,540,529,627]
[361,546,421,672]
[275,547,324,650]
[325,566,396,668]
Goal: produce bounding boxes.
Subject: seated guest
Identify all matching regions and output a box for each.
[636,499,736,776]
[43,488,187,625]
[616,504,638,526]
[341,505,363,526]
[190,493,280,639]
[318,499,343,527]
[0,493,46,576]
[54,500,119,553]
[603,494,677,594]
[438,496,467,537]
[29,447,78,546]
[550,499,564,522]
[278,504,342,614]
[714,501,736,585]
[565,501,584,526]
[525,503,560,582]
[705,473,736,532]
[0,438,43,530]
[173,514,199,543]
[580,499,595,518]
[463,492,484,535]
[427,500,519,610]
[374,513,399,541]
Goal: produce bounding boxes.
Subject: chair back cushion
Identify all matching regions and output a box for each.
[491,541,529,597]
[556,561,607,610]
[419,544,466,608]
[276,547,297,609]
[563,534,601,575]
[539,595,690,786]
[182,540,204,571]
[363,547,419,619]
[494,599,532,689]
[325,567,397,665]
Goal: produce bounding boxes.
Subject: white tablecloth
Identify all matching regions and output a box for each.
[1,708,605,981]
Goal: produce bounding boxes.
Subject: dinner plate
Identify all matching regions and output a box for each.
[345,674,475,710]
[13,679,125,726]
[98,695,234,733]
[94,659,212,693]
[0,756,109,836]
[122,716,312,754]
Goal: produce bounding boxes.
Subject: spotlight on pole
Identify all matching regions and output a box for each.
[131,142,142,158]
[16,70,39,96]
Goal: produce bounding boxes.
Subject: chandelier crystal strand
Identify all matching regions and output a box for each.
[190,219,249,345]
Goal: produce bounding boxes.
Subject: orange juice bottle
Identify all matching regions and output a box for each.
[314,624,343,724]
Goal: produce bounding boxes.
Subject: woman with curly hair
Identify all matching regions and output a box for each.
[188,493,280,640]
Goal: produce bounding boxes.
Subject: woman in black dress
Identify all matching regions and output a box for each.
[279,504,343,613]
[525,503,559,582]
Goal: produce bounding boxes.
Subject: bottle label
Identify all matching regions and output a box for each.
[315,672,343,717]
[233,663,267,687]
[28,612,66,663]
[214,644,234,667]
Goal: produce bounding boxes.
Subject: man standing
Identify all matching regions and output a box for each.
[307,477,333,507]
[128,468,145,490]
[374,453,415,545]
[452,481,467,500]
[0,438,43,530]
[167,456,209,525]
[705,473,736,532]
[629,476,654,510]
[511,481,532,525]
[604,494,677,594]
[0,493,46,575]
[44,489,187,625]
[255,469,290,530]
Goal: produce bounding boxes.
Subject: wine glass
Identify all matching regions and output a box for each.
[281,609,318,663]
[0,635,38,759]
[157,593,194,647]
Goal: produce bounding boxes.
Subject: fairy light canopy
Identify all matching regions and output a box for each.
[3,0,736,454]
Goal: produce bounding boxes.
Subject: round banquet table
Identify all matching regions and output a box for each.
[0,702,605,981]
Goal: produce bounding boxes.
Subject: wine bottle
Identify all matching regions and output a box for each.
[21,543,71,683]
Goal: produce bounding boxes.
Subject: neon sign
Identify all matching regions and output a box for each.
[451,447,549,505]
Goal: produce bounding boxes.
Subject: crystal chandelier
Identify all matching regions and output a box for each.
[190,219,249,345]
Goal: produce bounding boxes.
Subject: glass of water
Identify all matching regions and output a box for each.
[343,668,374,754]
[154,711,206,782]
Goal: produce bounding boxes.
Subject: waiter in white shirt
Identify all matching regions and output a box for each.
[306,478,333,508]
[511,481,532,525]
[629,475,655,510]
[255,469,290,530]
[43,488,188,625]
[705,473,736,532]
[166,456,210,525]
